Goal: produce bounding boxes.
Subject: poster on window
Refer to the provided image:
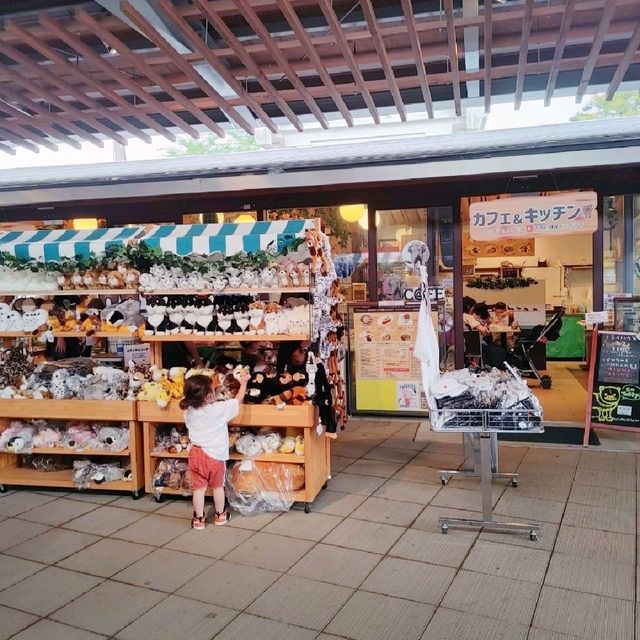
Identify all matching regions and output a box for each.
[353,309,432,412]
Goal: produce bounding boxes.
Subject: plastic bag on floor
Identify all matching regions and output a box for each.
[226,460,304,515]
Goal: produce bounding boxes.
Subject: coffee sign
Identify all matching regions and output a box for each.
[470,192,598,241]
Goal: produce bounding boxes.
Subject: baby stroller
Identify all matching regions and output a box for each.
[508,309,564,389]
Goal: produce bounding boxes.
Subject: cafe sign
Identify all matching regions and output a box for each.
[469,192,598,241]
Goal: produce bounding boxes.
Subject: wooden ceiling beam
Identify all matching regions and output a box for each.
[0,47,126,146]
[400,0,433,118]
[317,0,380,123]
[0,98,77,149]
[121,1,251,136]
[275,0,353,126]
[41,14,199,140]
[11,20,170,143]
[194,0,303,131]
[484,0,492,114]
[75,8,224,139]
[0,125,40,153]
[0,32,134,145]
[544,0,576,106]
[0,116,58,152]
[0,84,98,148]
[514,0,534,111]
[443,0,461,116]
[232,0,327,128]
[576,0,618,103]
[158,0,277,133]
[360,0,406,121]
[605,20,640,99]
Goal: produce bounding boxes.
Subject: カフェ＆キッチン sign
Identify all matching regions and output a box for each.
[469,192,598,241]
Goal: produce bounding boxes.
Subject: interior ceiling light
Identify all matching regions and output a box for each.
[339,204,367,222]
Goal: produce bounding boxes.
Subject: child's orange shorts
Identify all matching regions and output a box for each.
[189,446,225,489]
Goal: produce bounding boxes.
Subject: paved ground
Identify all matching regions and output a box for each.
[0,418,638,640]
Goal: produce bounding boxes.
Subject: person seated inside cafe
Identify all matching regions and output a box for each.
[491,301,514,327]
[463,296,508,369]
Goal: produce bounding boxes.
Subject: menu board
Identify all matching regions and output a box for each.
[353,309,436,412]
[589,331,640,428]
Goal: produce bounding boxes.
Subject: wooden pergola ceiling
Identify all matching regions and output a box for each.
[0,0,639,154]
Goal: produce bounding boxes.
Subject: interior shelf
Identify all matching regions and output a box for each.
[0,467,133,491]
[29,447,130,457]
[141,333,309,342]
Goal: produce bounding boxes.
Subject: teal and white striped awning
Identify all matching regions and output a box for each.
[139,219,315,256]
[0,227,144,261]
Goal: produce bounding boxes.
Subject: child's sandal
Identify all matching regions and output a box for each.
[214,507,230,526]
[191,512,206,530]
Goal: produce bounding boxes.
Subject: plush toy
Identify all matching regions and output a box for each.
[31,422,59,448]
[260,266,277,288]
[269,386,308,406]
[107,271,126,289]
[263,302,281,335]
[257,430,282,454]
[60,423,95,449]
[235,433,263,457]
[0,421,35,452]
[279,436,296,454]
[101,298,144,334]
[94,425,129,451]
[294,434,305,456]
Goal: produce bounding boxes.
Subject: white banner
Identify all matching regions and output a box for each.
[470,192,597,241]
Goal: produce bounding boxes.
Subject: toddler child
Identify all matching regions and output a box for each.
[180,372,249,529]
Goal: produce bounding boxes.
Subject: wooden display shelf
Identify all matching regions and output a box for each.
[0,289,139,297]
[0,467,133,491]
[152,483,307,502]
[144,287,309,296]
[52,331,139,338]
[138,401,315,426]
[141,333,309,342]
[0,399,136,421]
[30,447,130,457]
[150,450,304,464]
[0,332,44,338]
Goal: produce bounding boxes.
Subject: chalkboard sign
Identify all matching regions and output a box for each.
[584,329,640,445]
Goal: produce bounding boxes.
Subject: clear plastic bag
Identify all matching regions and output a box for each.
[72,460,124,489]
[22,455,72,472]
[226,460,304,515]
[151,458,191,498]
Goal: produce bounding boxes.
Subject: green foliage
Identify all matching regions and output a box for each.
[269,207,349,248]
[467,276,537,290]
[570,91,640,121]
[163,130,261,157]
[0,237,304,276]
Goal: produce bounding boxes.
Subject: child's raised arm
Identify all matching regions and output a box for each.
[235,370,250,405]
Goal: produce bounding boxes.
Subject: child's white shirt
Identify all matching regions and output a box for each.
[184,399,239,460]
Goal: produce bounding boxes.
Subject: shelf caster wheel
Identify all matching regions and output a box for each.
[131,490,141,500]
[510,479,518,488]
[321,482,328,490]
[541,376,552,389]
[154,495,163,504]
[530,530,539,542]
[441,523,448,534]
[441,477,449,486]
[304,503,311,514]
[0,484,7,493]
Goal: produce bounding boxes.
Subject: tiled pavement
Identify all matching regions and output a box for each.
[0,419,638,640]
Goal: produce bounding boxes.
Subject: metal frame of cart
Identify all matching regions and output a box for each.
[430,404,544,541]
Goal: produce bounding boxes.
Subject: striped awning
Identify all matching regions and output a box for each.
[139,219,315,256]
[0,226,144,261]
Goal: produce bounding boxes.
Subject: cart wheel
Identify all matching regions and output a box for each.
[510,479,518,488]
[529,530,539,542]
[154,495,163,504]
[304,503,311,514]
[131,490,141,500]
[541,376,552,389]
[0,484,7,493]
[441,523,449,534]
[441,477,449,486]
[321,482,328,490]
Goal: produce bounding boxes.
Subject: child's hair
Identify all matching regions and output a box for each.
[179,374,214,410]
[494,301,507,311]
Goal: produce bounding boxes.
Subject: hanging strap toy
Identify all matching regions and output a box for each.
[305,351,318,398]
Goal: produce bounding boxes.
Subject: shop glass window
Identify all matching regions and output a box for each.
[267,206,369,301]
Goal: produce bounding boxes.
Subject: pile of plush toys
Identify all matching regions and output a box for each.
[0,419,130,453]
[142,295,310,337]
[137,259,311,293]
[72,460,131,489]
[230,427,304,457]
[152,458,191,496]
